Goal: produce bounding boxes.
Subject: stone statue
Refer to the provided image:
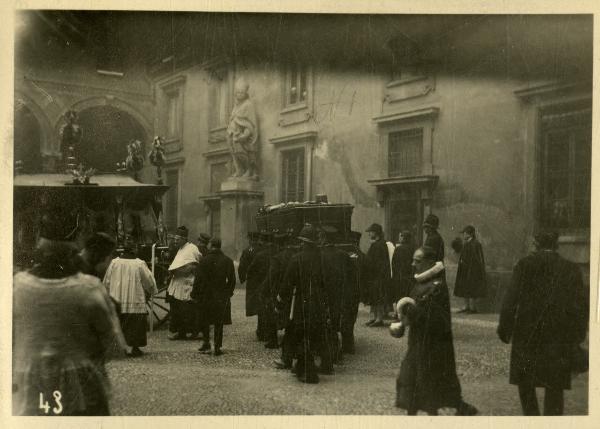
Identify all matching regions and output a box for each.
[227,78,259,179]
[60,110,83,170]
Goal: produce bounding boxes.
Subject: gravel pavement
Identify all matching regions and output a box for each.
[107,290,588,415]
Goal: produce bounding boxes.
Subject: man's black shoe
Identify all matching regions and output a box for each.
[298,374,319,384]
[198,342,211,352]
[456,401,478,416]
[264,341,279,349]
[214,349,223,356]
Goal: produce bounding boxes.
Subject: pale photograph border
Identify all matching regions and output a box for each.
[0,1,598,428]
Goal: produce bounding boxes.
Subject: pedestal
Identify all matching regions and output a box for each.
[218,178,264,261]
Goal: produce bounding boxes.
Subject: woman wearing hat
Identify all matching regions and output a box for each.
[453,225,487,314]
[12,208,126,415]
[364,223,392,327]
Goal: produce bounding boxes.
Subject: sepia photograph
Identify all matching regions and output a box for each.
[3,1,596,423]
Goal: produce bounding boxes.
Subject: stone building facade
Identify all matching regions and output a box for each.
[14,12,592,309]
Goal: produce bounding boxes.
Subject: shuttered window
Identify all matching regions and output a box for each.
[281,148,305,202]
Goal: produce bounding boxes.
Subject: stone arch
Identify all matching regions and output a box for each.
[60,96,153,142]
[14,90,57,157]
[55,98,151,173]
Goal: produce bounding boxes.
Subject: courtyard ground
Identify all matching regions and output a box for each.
[107,289,588,415]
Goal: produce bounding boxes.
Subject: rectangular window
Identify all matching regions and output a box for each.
[164,170,179,231]
[209,70,229,129]
[281,148,305,202]
[210,162,229,194]
[166,90,180,140]
[388,128,423,177]
[286,65,308,107]
[540,105,591,230]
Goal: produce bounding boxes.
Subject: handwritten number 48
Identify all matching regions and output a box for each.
[39,391,63,415]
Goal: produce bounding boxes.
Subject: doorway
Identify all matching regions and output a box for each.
[385,188,423,246]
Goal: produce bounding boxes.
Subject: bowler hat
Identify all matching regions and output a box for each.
[365,223,383,235]
[423,214,439,229]
[197,232,211,243]
[534,231,559,250]
[175,226,189,238]
[297,223,318,243]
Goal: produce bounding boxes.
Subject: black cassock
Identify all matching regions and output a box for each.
[364,238,392,306]
[498,251,588,390]
[396,273,462,414]
[453,238,487,299]
[279,247,330,363]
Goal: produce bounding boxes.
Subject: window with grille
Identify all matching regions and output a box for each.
[388,128,423,177]
[540,105,591,230]
[285,65,308,107]
[164,170,179,231]
[209,70,229,129]
[281,148,305,202]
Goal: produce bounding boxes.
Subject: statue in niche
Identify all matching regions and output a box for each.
[227,78,259,179]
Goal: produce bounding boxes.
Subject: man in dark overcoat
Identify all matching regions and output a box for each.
[364,223,392,327]
[277,224,330,384]
[497,232,588,415]
[271,232,299,369]
[423,214,445,262]
[340,231,364,354]
[453,225,487,313]
[391,230,416,303]
[259,231,285,349]
[247,231,275,342]
[318,225,350,368]
[192,238,236,356]
[395,246,478,416]
[238,232,259,285]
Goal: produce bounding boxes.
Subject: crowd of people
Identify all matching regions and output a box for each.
[12,207,589,416]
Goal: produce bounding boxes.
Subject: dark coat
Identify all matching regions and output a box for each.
[498,251,588,389]
[320,245,352,331]
[392,243,415,302]
[453,238,487,298]
[191,249,236,326]
[364,238,392,306]
[396,272,462,413]
[245,245,272,317]
[278,247,329,333]
[269,246,297,329]
[424,230,445,262]
[237,246,256,284]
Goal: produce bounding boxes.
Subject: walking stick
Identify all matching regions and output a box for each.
[150,243,156,333]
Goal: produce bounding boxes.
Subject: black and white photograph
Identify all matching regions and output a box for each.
[2,0,598,424]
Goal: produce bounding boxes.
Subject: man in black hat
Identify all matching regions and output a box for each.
[246,231,276,343]
[423,214,444,262]
[272,231,300,369]
[364,223,392,327]
[192,238,236,356]
[277,223,330,384]
[196,233,211,257]
[453,225,487,314]
[497,232,588,415]
[318,225,350,367]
